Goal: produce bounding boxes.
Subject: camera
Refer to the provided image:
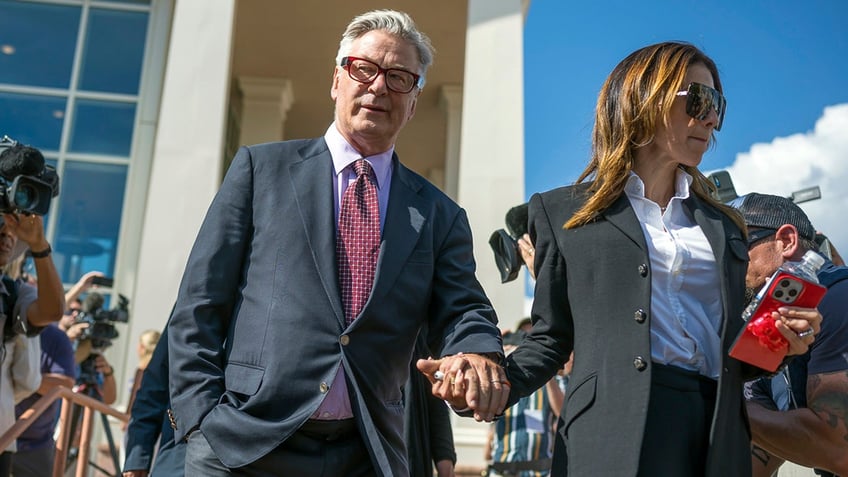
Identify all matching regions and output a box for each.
[489,203,529,283]
[0,135,60,215]
[75,292,130,383]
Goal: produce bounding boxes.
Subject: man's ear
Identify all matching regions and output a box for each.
[775,224,800,259]
[407,89,420,121]
[330,67,341,101]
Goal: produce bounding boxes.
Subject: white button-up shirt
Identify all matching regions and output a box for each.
[624,170,722,378]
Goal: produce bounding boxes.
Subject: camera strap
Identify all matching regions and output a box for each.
[1,274,20,344]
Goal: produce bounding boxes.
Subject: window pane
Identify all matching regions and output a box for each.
[53,161,127,283]
[0,92,66,150]
[78,8,148,94]
[69,99,136,156]
[0,1,81,89]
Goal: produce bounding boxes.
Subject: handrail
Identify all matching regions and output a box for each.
[0,385,129,477]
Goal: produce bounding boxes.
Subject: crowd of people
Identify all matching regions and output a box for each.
[3,8,846,477]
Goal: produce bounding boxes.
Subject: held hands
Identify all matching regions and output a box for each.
[417,353,510,422]
[773,305,822,356]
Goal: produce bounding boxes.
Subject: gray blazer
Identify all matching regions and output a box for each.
[167,138,501,475]
[505,182,760,476]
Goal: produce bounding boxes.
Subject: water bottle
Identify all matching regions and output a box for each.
[779,250,825,285]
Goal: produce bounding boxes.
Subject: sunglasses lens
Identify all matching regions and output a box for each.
[686,83,726,131]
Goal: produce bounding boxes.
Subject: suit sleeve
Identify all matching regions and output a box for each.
[124,327,170,472]
[168,146,255,441]
[426,208,502,358]
[505,193,573,405]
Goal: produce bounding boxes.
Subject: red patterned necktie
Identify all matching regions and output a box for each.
[337,159,381,325]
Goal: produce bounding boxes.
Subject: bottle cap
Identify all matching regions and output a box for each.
[802,250,826,270]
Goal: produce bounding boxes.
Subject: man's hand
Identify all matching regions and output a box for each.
[66,322,89,341]
[773,306,822,356]
[518,233,536,279]
[417,353,510,422]
[1,213,48,250]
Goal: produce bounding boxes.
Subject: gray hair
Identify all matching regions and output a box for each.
[335,9,435,86]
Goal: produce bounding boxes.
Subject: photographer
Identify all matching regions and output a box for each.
[0,213,65,476]
[0,213,65,335]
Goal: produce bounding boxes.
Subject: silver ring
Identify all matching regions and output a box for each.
[797,328,815,338]
[529,248,535,254]
[433,370,445,381]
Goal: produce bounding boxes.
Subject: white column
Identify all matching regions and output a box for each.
[130,0,236,355]
[453,0,527,467]
[237,76,295,145]
[439,84,462,200]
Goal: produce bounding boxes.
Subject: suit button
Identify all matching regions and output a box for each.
[638,264,648,277]
[633,357,647,371]
[634,309,646,323]
[340,335,350,346]
[319,382,329,393]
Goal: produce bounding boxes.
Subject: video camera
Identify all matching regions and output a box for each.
[76,292,130,350]
[0,135,60,216]
[75,291,130,384]
[489,203,529,283]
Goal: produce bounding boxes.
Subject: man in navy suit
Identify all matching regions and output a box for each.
[123,325,184,477]
[167,9,508,476]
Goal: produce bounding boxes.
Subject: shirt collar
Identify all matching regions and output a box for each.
[325,122,393,189]
[624,167,693,204]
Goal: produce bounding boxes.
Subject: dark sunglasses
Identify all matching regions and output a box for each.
[675,82,726,131]
[747,228,776,247]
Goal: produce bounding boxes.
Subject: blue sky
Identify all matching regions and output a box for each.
[523,1,848,255]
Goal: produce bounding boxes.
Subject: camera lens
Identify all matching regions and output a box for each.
[13,183,38,210]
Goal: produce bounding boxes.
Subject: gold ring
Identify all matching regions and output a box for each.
[529,248,535,254]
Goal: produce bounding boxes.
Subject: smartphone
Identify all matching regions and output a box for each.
[729,270,826,371]
[91,276,114,287]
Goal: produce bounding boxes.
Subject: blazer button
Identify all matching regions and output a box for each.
[340,335,350,346]
[634,309,647,323]
[638,264,649,277]
[633,356,647,371]
[319,382,329,393]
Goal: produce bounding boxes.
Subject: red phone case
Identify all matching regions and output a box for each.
[729,270,826,371]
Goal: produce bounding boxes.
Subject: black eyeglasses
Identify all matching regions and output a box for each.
[747,228,776,247]
[340,56,423,94]
[675,82,726,131]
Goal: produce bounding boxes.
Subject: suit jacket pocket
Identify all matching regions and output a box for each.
[563,372,597,435]
[225,362,265,396]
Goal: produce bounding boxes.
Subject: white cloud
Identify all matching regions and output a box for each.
[725,103,848,257]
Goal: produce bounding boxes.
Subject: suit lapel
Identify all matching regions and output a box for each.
[364,157,427,310]
[289,139,345,326]
[603,194,649,251]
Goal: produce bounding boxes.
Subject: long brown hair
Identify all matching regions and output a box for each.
[565,41,744,232]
